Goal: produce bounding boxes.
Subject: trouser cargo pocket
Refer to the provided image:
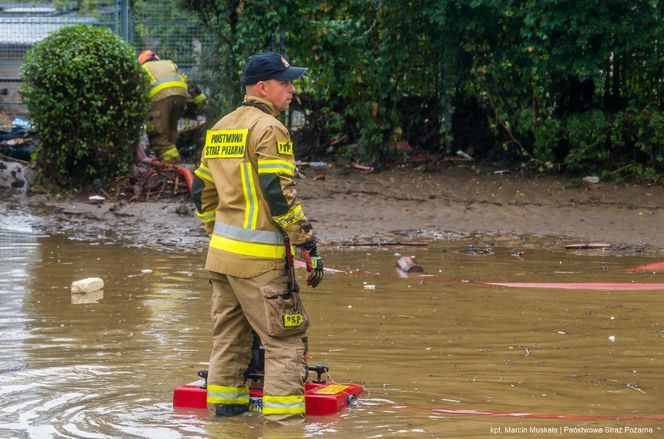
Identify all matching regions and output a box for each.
[260,284,309,337]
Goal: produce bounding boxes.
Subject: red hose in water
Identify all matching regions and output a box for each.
[624,261,664,272]
[136,145,194,191]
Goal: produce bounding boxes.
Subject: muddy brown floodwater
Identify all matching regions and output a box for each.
[1,212,664,438]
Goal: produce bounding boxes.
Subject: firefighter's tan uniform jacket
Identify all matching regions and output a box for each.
[192,95,314,419]
[141,59,189,162]
[142,59,188,102]
[193,95,314,275]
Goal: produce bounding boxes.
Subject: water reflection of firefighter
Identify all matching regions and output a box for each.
[138,50,207,162]
[191,52,324,422]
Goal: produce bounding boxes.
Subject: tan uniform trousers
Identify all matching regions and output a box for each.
[207,268,308,422]
[147,95,186,162]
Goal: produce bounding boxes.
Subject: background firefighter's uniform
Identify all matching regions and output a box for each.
[141,59,207,162]
[192,95,315,420]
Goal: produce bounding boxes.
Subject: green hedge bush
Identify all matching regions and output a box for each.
[21,24,150,188]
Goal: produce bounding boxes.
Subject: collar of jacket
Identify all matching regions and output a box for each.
[242,95,280,117]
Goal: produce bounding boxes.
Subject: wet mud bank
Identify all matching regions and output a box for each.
[3,164,664,255]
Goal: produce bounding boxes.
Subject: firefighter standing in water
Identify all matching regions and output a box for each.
[191,52,324,422]
[138,50,207,162]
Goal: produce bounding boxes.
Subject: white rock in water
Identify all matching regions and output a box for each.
[71,277,104,293]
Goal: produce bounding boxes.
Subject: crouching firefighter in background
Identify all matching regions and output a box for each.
[191,52,324,423]
[138,49,208,162]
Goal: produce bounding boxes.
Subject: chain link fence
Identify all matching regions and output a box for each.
[0,0,207,120]
[131,2,209,73]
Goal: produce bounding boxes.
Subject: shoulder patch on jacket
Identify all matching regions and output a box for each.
[204,129,248,158]
[277,141,293,156]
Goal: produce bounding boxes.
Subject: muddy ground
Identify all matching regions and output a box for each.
[3,161,664,255]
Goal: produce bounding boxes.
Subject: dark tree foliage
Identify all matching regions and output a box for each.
[179,0,295,117]
[182,0,664,179]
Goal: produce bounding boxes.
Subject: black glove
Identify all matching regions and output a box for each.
[300,239,323,288]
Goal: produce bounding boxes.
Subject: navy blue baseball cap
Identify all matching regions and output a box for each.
[242,52,308,85]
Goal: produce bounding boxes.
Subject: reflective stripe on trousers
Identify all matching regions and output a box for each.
[207,384,250,405]
[159,146,180,162]
[262,394,305,415]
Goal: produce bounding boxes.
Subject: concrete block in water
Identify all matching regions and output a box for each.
[71,277,104,293]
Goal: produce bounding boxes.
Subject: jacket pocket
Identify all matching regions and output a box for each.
[260,284,309,337]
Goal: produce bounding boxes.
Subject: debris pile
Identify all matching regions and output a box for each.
[0,113,37,192]
[0,114,37,162]
[108,161,192,202]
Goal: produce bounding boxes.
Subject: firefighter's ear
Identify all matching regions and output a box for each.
[256,81,270,97]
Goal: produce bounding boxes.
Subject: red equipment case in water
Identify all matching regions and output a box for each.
[173,379,363,416]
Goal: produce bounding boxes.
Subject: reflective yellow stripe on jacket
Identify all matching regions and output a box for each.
[196,210,215,224]
[210,222,285,259]
[207,384,250,405]
[262,394,305,415]
[149,76,187,97]
[194,163,214,183]
[141,63,187,97]
[240,162,259,229]
[274,205,304,228]
[257,159,295,177]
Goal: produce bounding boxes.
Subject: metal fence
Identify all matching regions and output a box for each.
[131,2,209,72]
[0,0,207,116]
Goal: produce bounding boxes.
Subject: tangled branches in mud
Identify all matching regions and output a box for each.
[109,163,190,202]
